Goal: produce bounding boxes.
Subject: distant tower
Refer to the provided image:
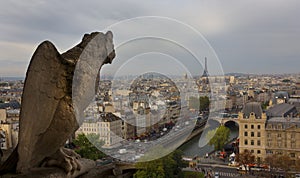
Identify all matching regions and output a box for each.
[183,73,188,80]
[202,57,208,77]
[201,57,209,84]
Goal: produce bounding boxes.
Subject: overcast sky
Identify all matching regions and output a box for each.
[0,0,300,77]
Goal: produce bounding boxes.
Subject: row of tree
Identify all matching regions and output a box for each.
[73,134,198,178]
[237,149,300,177]
[73,133,106,160]
[206,125,300,176]
[134,150,188,178]
[265,154,300,172]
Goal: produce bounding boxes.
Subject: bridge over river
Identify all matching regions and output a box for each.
[210,116,239,126]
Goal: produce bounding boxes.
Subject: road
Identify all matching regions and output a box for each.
[183,163,257,178]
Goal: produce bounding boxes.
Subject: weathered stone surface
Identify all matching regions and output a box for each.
[2,158,95,178]
[78,166,135,178]
[11,31,115,177]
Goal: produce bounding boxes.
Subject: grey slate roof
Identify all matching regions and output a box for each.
[242,102,263,118]
[266,103,297,117]
[267,117,300,129]
[272,91,289,104]
[0,100,20,109]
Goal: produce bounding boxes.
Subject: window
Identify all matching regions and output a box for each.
[290,153,296,158]
[245,139,248,145]
[257,140,261,146]
[277,124,282,129]
[244,132,248,136]
[251,140,254,145]
[278,141,282,147]
[267,124,272,129]
[266,150,273,154]
[258,125,261,129]
[278,133,281,138]
[257,150,261,154]
[267,141,271,147]
[245,124,248,129]
[267,133,271,138]
[291,141,296,148]
[251,125,254,129]
[257,132,261,137]
[291,133,295,139]
[251,150,254,153]
[251,132,254,137]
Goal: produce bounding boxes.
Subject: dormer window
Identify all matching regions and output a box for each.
[267,124,272,129]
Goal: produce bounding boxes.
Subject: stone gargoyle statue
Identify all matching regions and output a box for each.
[0,31,115,177]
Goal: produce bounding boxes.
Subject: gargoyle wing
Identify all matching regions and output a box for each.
[17,41,67,171]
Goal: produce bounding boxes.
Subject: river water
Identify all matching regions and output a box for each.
[180,120,239,157]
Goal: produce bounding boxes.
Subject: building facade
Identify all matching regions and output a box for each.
[238,102,267,162]
[238,102,300,162]
[76,113,122,148]
[265,117,300,162]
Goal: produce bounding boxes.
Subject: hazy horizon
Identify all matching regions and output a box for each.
[1,1,300,77]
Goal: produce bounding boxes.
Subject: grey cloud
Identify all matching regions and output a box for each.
[0,0,300,76]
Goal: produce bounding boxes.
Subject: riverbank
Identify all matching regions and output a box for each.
[180,120,239,157]
[184,125,205,143]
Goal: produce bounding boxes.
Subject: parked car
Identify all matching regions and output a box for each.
[228,161,239,167]
[214,172,219,178]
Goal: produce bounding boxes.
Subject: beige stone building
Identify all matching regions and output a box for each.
[76,113,122,148]
[122,110,136,140]
[238,102,267,162]
[0,123,18,150]
[0,109,19,150]
[265,117,300,161]
[0,109,6,123]
[238,102,300,162]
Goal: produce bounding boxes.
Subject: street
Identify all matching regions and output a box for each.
[184,163,257,178]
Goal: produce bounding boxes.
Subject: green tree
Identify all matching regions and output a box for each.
[163,150,186,178]
[207,126,230,151]
[172,150,188,169]
[134,150,186,178]
[188,96,210,111]
[261,101,269,110]
[183,171,205,178]
[134,159,165,178]
[199,96,210,111]
[73,133,105,160]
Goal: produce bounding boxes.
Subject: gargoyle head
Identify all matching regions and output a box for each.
[104,31,116,64]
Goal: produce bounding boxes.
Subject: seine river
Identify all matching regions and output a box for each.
[179,120,239,157]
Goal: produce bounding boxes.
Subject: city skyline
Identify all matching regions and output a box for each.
[1,1,300,77]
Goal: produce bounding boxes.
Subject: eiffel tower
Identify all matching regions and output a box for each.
[201,57,209,84]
